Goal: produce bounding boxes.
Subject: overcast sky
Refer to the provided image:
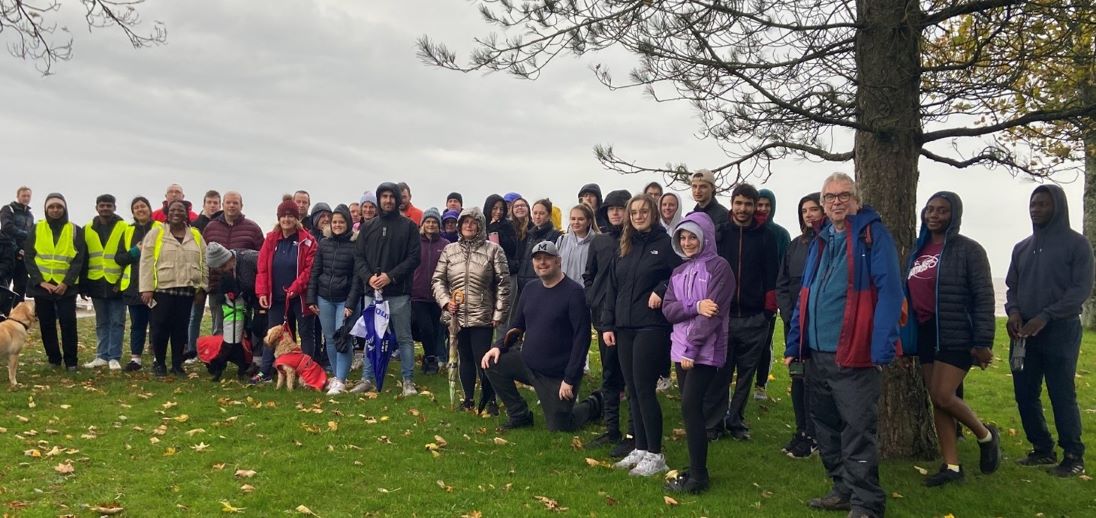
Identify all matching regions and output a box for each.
[0,0,1085,275]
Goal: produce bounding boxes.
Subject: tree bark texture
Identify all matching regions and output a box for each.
[1079,78,1096,330]
[854,0,938,459]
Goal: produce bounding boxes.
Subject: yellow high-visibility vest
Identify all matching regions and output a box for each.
[84,219,128,284]
[119,221,162,292]
[33,220,77,285]
[150,226,204,290]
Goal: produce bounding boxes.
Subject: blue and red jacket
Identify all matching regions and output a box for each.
[784,206,904,367]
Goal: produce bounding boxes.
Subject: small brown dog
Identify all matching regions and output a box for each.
[264,324,328,391]
[0,300,37,387]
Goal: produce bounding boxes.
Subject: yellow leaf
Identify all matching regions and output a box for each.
[54,462,75,475]
[408,408,421,417]
[212,463,226,471]
[235,469,257,478]
[891,492,904,499]
[186,428,206,437]
[425,443,440,452]
[240,484,255,493]
[173,414,190,423]
[58,404,71,410]
[493,437,509,446]
[379,416,390,422]
[571,436,583,450]
[767,374,777,382]
[87,504,124,515]
[327,421,338,432]
[461,512,482,518]
[24,449,41,458]
[665,469,679,480]
[149,437,161,444]
[44,446,64,457]
[163,447,177,457]
[295,504,318,515]
[162,401,178,409]
[585,457,600,467]
[434,435,448,447]
[534,496,568,512]
[17,415,29,423]
[671,428,687,440]
[191,442,211,452]
[436,480,454,492]
[664,496,679,506]
[943,515,955,518]
[220,500,245,513]
[913,465,929,475]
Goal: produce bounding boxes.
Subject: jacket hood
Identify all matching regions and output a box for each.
[1031,184,1070,235]
[917,191,963,237]
[598,189,632,231]
[43,192,69,224]
[578,183,603,205]
[672,211,718,261]
[310,202,332,219]
[755,188,777,225]
[328,203,352,240]
[457,206,487,243]
[659,192,683,229]
[375,182,402,216]
[797,192,821,233]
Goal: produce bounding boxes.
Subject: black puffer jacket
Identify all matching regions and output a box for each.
[583,189,630,330]
[776,193,822,324]
[602,226,681,330]
[905,191,995,351]
[483,194,519,269]
[0,201,33,251]
[307,210,357,305]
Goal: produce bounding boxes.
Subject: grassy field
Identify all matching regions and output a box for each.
[0,316,1092,517]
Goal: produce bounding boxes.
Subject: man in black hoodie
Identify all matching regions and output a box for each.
[583,189,636,456]
[352,182,422,396]
[690,170,729,239]
[24,193,86,370]
[1006,184,1093,477]
[0,186,33,299]
[705,183,778,441]
[80,194,130,371]
[578,183,610,233]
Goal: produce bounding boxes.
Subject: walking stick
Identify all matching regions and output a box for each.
[447,289,465,410]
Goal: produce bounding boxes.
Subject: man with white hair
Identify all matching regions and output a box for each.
[783,173,904,518]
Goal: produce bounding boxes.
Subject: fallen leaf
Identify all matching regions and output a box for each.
[163,447,177,457]
[58,404,71,410]
[379,416,390,422]
[186,428,206,437]
[213,463,226,471]
[533,495,568,512]
[891,492,904,499]
[663,496,679,506]
[585,457,600,467]
[162,401,178,409]
[672,428,687,440]
[408,408,421,417]
[571,436,583,450]
[240,484,255,493]
[425,443,440,452]
[54,462,75,475]
[220,500,245,513]
[1080,474,1093,481]
[436,480,453,492]
[16,415,29,423]
[943,514,955,518]
[44,446,64,457]
[434,435,448,447]
[191,442,211,452]
[1008,428,1018,437]
[235,469,257,478]
[492,437,509,446]
[87,504,124,515]
[913,465,929,475]
[149,437,161,444]
[173,414,190,423]
[327,421,338,432]
[24,448,41,458]
[295,504,318,515]
[461,512,482,518]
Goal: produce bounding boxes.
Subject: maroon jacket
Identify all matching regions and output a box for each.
[203,213,264,251]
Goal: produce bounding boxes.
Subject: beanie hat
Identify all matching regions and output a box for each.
[277,199,300,219]
[44,192,67,209]
[422,207,442,225]
[503,192,522,204]
[206,242,233,269]
[441,209,460,222]
[446,192,463,204]
[359,191,377,207]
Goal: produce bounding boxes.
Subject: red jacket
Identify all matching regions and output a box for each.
[402,204,423,226]
[256,228,318,312]
[274,350,327,390]
[151,200,199,223]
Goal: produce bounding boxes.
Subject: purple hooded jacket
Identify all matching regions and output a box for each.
[662,212,735,367]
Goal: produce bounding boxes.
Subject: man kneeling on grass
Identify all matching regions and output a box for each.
[482,241,602,431]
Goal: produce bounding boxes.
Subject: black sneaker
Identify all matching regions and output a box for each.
[500,413,533,430]
[1049,455,1086,477]
[481,400,500,417]
[124,360,142,372]
[1017,450,1057,467]
[609,436,636,459]
[586,391,604,422]
[728,428,751,441]
[665,471,709,494]
[807,490,852,511]
[152,362,167,377]
[788,434,818,459]
[781,433,802,454]
[924,464,964,487]
[460,399,475,412]
[170,366,187,377]
[706,428,726,442]
[588,432,622,448]
[978,424,1001,474]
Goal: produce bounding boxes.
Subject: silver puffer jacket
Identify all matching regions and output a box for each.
[432,207,511,328]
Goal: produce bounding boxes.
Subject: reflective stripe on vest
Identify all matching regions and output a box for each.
[33,221,77,284]
[120,221,163,292]
[151,226,204,290]
[85,219,129,284]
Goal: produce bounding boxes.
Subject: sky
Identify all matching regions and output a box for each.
[0,0,1085,276]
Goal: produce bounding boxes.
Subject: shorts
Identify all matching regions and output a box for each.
[917,318,972,371]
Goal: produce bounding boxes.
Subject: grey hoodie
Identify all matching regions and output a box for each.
[1005,184,1095,322]
[659,192,683,237]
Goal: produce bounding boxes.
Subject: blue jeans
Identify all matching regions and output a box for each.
[92,297,126,361]
[318,297,353,382]
[128,303,151,356]
[360,294,414,382]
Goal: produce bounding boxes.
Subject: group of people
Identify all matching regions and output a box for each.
[0,172,1089,516]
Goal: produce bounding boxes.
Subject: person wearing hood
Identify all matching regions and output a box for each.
[357,191,378,230]
[511,199,562,310]
[254,199,318,381]
[411,208,450,375]
[193,190,221,233]
[140,199,208,377]
[578,183,610,232]
[704,183,779,441]
[556,204,597,283]
[689,170,729,238]
[1006,184,1093,477]
[904,192,1000,486]
[659,192,682,237]
[445,192,463,212]
[775,192,824,458]
[0,185,34,299]
[81,194,130,371]
[24,193,86,370]
[306,204,358,394]
[432,206,510,415]
[752,188,792,400]
[440,209,461,244]
[783,173,903,518]
[661,212,735,494]
[582,188,635,457]
[114,196,160,371]
[309,202,333,241]
[397,182,424,225]
[350,182,422,396]
[151,184,199,223]
[483,194,518,273]
[603,194,682,478]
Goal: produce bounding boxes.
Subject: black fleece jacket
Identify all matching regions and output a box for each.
[602,226,681,330]
[718,220,778,317]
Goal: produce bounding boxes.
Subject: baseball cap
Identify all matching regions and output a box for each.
[530,241,560,257]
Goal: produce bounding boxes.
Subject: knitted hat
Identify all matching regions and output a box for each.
[446,192,463,204]
[206,242,233,269]
[422,207,442,225]
[43,192,67,209]
[277,199,300,219]
[503,192,522,203]
[359,191,377,207]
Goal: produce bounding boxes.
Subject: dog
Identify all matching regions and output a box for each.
[0,300,37,387]
[264,324,328,391]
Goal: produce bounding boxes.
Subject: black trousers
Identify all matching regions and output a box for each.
[1013,317,1085,458]
[36,295,78,367]
[486,347,596,432]
[754,315,777,387]
[618,327,670,454]
[678,362,718,480]
[457,326,495,404]
[411,301,443,360]
[785,322,816,438]
[597,329,631,441]
[150,293,194,369]
[704,313,769,433]
[808,351,885,516]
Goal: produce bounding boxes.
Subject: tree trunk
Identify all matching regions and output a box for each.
[853,0,937,459]
[1078,78,1096,330]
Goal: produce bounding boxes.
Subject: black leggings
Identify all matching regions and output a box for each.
[618,327,670,454]
[678,362,717,480]
[151,293,193,369]
[457,326,495,405]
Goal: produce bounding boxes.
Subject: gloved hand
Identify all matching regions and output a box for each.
[129,246,141,258]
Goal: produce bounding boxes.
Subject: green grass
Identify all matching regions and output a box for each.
[0,317,1093,517]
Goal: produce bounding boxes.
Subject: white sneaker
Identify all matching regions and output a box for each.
[613,449,648,470]
[349,380,375,393]
[656,376,672,393]
[184,358,199,365]
[326,379,344,396]
[401,379,418,397]
[629,452,668,477]
[83,358,108,368]
[108,360,122,371]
